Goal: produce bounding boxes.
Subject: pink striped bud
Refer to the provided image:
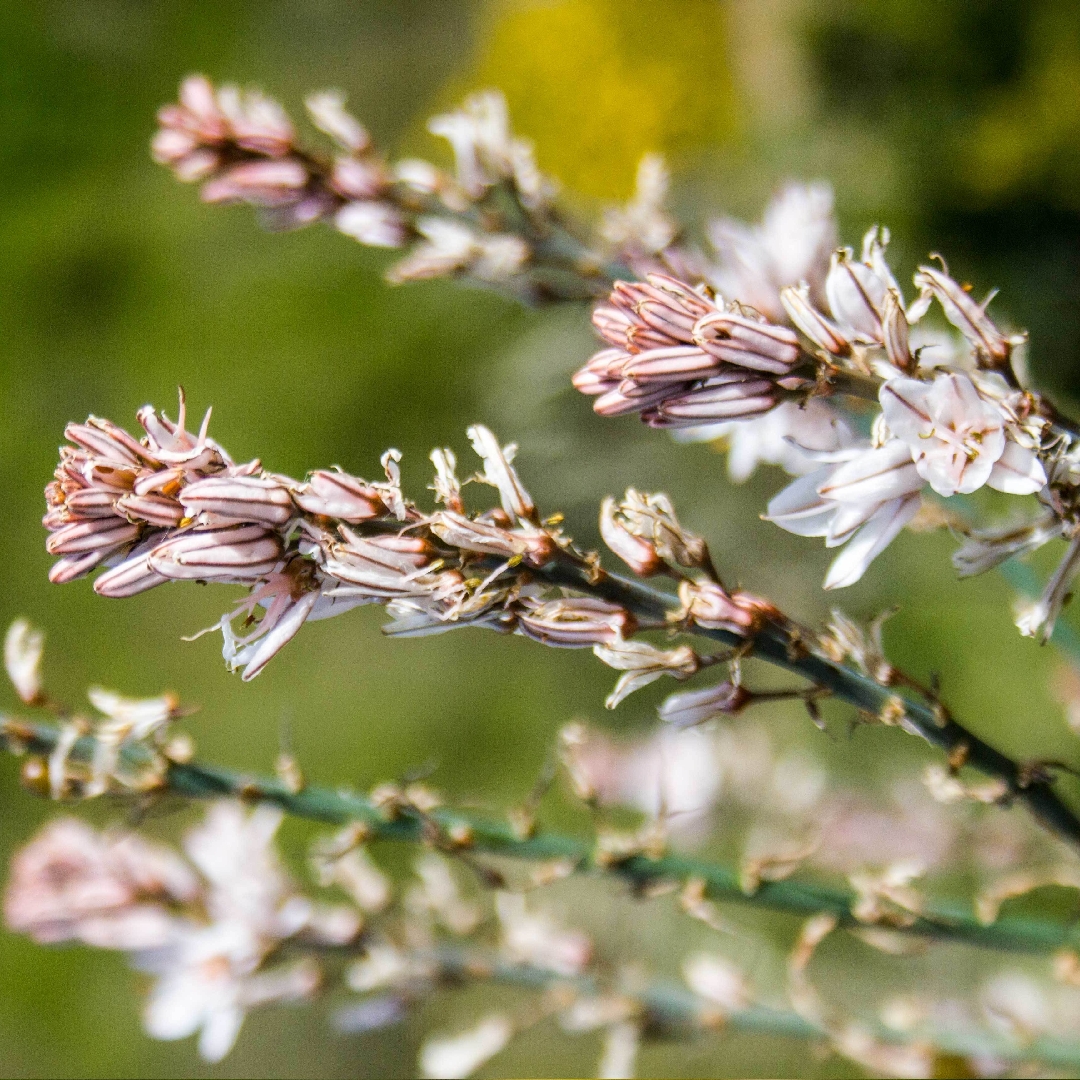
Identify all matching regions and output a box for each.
[620,346,720,384]
[692,312,801,375]
[147,525,283,581]
[180,475,293,526]
[600,496,662,576]
[881,289,913,373]
[658,680,752,727]
[65,489,122,519]
[46,518,139,556]
[518,598,636,648]
[93,549,170,598]
[591,304,636,349]
[63,422,142,465]
[780,284,851,357]
[115,493,186,528]
[570,367,620,396]
[593,383,674,417]
[293,470,387,522]
[49,549,118,584]
[645,374,777,427]
[200,160,309,206]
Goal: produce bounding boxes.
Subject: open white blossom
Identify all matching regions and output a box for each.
[765,440,923,588]
[880,372,1045,497]
[674,399,853,481]
[708,182,836,322]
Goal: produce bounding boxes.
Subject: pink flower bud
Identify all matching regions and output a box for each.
[94,551,170,598]
[147,525,283,581]
[679,580,773,636]
[65,489,122,518]
[658,680,752,727]
[180,475,293,526]
[115,493,186,528]
[46,518,139,556]
[692,312,801,375]
[600,496,662,576]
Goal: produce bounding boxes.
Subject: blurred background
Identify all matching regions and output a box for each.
[5,1,1080,1076]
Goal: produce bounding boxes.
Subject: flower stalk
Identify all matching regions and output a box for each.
[5,714,1080,958]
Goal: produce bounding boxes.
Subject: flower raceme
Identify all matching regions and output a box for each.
[44,399,772,705]
[152,76,633,301]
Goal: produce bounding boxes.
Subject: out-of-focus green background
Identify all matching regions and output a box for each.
[5,1,1080,1076]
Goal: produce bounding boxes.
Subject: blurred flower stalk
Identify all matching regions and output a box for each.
[9,661,1080,1076]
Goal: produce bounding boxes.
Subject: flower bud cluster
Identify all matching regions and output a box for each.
[573,273,806,425]
[153,77,629,300]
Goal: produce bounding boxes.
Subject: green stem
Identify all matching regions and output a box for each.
[5,716,1080,957]
[433,948,1080,1072]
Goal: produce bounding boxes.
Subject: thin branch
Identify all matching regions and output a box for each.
[536,557,1080,855]
[5,716,1080,957]
[431,947,1080,1073]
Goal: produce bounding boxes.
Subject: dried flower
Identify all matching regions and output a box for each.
[593,639,699,708]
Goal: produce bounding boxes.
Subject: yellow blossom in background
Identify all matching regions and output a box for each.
[450,0,739,198]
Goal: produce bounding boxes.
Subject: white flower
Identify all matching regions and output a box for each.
[4,619,44,704]
[601,154,677,255]
[881,372,1044,497]
[765,439,923,589]
[708,183,836,322]
[427,91,513,198]
[597,1021,640,1080]
[141,919,257,1063]
[183,802,306,937]
[304,90,369,152]
[673,399,853,481]
[420,1014,513,1079]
